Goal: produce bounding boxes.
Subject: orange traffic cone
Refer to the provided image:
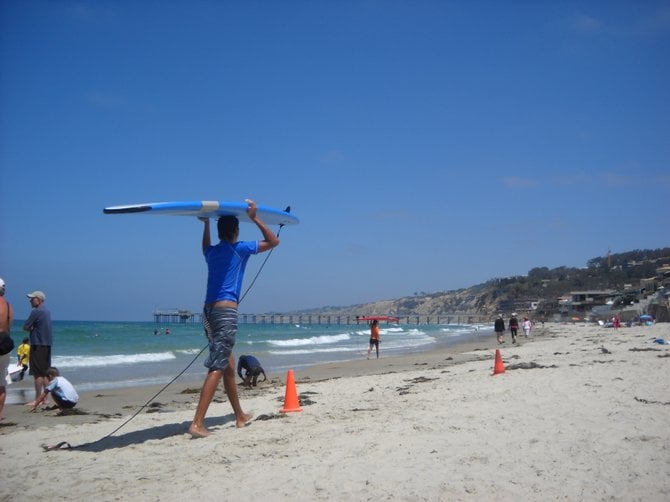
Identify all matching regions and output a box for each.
[280,369,303,413]
[492,349,505,375]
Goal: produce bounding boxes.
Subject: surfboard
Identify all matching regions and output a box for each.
[103,200,299,226]
[357,316,400,323]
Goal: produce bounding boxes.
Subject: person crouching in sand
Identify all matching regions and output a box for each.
[237,355,267,388]
[31,367,78,412]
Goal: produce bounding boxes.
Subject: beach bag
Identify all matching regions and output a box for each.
[0,333,14,356]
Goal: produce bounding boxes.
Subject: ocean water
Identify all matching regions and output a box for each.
[6,319,492,397]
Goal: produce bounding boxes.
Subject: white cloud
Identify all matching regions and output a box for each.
[319,150,344,163]
[571,13,603,35]
[603,172,633,187]
[634,5,670,35]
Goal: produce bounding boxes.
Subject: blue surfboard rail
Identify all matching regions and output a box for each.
[103,200,299,226]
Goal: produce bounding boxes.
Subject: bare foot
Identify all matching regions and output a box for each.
[188,424,211,438]
[236,412,253,428]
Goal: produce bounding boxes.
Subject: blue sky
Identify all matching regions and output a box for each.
[1,1,669,321]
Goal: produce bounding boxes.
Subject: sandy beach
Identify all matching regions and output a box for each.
[1,322,669,501]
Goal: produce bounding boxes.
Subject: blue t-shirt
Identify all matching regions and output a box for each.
[23,306,52,346]
[204,240,258,304]
[237,354,262,378]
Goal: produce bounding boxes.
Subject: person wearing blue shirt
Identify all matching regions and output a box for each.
[237,354,267,388]
[23,291,52,405]
[189,200,279,438]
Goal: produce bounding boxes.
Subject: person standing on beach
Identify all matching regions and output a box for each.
[23,291,52,405]
[0,278,15,420]
[189,199,279,438]
[522,317,532,338]
[17,337,30,380]
[494,315,505,344]
[509,313,519,345]
[367,319,381,359]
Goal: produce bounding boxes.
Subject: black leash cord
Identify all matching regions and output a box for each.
[238,223,284,304]
[77,222,288,446]
[100,344,208,440]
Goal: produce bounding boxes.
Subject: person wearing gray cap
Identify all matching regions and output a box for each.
[0,278,15,420]
[23,290,52,405]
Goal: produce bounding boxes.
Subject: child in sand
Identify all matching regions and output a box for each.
[237,354,267,388]
[30,367,78,412]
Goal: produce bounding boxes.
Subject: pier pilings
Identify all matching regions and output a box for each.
[153,310,491,325]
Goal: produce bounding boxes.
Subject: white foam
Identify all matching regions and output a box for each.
[268,333,351,347]
[52,351,177,368]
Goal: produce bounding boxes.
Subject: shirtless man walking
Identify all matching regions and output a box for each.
[0,278,15,420]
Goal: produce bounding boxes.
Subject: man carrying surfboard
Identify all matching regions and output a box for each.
[189,199,280,438]
[367,319,381,359]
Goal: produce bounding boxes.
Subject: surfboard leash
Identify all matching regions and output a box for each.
[238,210,288,304]
[98,344,209,441]
[39,344,210,452]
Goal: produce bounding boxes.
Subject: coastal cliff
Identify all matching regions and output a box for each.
[288,248,670,320]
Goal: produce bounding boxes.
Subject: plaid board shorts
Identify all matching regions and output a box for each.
[203,306,237,372]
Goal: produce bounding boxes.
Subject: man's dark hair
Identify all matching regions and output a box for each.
[217,216,239,241]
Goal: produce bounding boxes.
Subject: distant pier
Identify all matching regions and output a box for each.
[153,309,491,325]
[153,309,201,323]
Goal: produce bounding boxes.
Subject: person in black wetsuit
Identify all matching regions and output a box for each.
[508,314,519,345]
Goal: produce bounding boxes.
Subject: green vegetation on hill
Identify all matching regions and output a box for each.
[293,247,670,318]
